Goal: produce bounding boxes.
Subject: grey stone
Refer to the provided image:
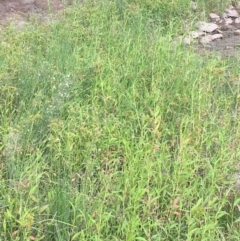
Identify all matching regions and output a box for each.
[226,9,239,18]
[196,21,218,33]
[234,29,240,35]
[210,13,220,22]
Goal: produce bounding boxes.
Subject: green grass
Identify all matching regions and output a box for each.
[1,0,240,240]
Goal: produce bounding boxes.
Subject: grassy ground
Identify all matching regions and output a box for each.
[1,0,240,240]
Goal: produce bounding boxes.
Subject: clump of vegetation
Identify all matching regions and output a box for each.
[0,0,240,240]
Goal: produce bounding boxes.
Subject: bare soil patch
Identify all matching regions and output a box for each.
[197,35,240,58]
[0,0,74,27]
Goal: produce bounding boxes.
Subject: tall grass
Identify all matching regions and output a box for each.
[0,0,240,240]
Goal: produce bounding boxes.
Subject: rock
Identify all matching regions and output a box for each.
[199,33,223,45]
[235,17,240,23]
[234,29,240,35]
[199,35,213,44]
[210,13,220,22]
[216,29,223,34]
[226,8,239,18]
[222,13,228,19]
[210,33,223,40]
[197,22,218,32]
[225,18,233,25]
[190,31,205,39]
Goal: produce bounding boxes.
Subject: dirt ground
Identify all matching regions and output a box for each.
[197,35,240,58]
[0,0,73,27]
